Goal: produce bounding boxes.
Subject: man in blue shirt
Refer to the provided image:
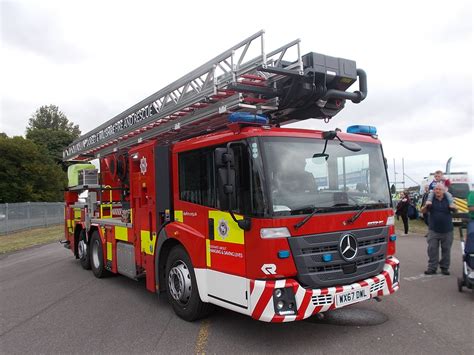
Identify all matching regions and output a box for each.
[421,183,456,275]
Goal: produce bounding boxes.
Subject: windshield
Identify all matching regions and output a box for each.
[261,137,391,215]
[449,183,469,199]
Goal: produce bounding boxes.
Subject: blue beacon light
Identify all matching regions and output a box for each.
[346,125,377,135]
[228,112,269,125]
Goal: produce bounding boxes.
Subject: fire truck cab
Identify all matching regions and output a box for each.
[63,31,399,322]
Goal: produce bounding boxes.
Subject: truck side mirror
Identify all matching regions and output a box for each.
[217,167,236,205]
[214,145,251,231]
[339,141,361,152]
[215,148,236,208]
[215,148,234,168]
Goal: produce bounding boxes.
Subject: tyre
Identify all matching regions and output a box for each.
[78,230,91,270]
[457,277,463,292]
[90,231,110,278]
[165,245,213,321]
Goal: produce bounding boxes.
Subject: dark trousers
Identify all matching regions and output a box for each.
[400,214,409,234]
[427,230,453,271]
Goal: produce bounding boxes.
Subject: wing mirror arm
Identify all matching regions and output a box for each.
[216,145,251,231]
[321,130,362,153]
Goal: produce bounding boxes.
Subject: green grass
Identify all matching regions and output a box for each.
[395,217,428,235]
[395,217,464,239]
[0,225,63,254]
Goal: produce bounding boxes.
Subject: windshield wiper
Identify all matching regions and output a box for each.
[294,207,325,229]
[344,205,368,225]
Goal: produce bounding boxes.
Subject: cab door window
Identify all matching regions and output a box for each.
[178,148,216,208]
[220,142,265,217]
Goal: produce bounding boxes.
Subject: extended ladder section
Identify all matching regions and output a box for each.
[63,30,367,161]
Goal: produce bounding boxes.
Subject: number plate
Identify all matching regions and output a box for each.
[335,287,370,307]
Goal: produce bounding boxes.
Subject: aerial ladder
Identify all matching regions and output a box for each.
[63,30,367,161]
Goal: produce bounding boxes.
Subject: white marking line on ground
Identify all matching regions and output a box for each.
[403,274,450,282]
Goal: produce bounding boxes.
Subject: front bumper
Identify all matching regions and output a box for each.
[250,257,400,322]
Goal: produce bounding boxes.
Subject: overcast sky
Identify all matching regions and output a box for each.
[1,0,472,188]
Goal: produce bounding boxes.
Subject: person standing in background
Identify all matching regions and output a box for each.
[396,191,410,234]
[422,183,456,275]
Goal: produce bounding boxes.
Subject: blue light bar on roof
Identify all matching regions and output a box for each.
[347,125,377,135]
[229,112,269,125]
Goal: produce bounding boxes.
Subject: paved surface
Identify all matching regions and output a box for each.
[1,232,473,354]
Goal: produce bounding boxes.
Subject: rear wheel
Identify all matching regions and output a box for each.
[78,230,91,270]
[165,245,212,321]
[90,231,110,278]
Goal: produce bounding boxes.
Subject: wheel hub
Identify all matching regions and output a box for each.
[78,239,87,259]
[91,240,100,269]
[168,261,192,305]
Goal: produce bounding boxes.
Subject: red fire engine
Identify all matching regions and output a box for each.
[62,31,399,322]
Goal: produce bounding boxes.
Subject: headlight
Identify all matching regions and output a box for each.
[386,216,395,226]
[260,227,291,239]
[272,287,297,316]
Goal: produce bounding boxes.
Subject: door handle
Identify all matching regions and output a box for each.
[208,218,214,240]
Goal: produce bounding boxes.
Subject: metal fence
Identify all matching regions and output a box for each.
[0,202,64,235]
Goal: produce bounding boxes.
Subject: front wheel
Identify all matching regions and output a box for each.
[90,231,110,278]
[165,245,212,321]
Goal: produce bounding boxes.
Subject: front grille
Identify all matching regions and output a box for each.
[357,254,385,266]
[359,237,385,247]
[309,254,384,273]
[370,279,385,293]
[302,245,338,254]
[288,227,388,289]
[312,294,333,306]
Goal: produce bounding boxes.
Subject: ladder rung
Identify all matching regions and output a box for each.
[238,80,266,87]
[242,97,268,104]
[241,74,266,81]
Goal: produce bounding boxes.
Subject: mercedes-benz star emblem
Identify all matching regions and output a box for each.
[339,234,358,261]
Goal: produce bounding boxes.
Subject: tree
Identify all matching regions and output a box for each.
[0,135,65,202]
[26,105,80,136]
[26,105,81,166]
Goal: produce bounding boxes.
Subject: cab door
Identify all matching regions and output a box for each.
[175,143,249,309]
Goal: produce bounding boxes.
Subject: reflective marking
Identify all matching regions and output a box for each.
[261,264,277,275]
[106,242,113,261]
[100,204,113,219]
[140,230,156,255]
[174,210,183,222]
[115,226,128,241]
[208,211,244,245]
[206,239,211,267]
[74,209,81,220]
